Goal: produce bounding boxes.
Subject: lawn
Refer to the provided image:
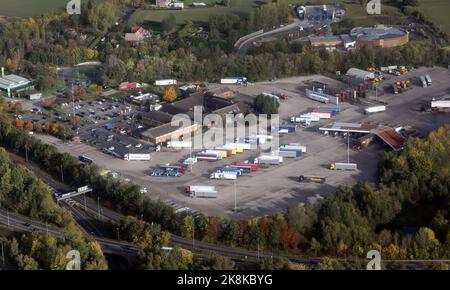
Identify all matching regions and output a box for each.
[0,0,68,17]
[417,0,450,34]
[129,0,273,25]
[0,0,103,17]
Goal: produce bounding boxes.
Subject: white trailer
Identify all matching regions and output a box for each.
[186,185,218,198]
[300,113,320,121]
[255,155,283,165]
[420,76,427,88]
[123,153,151,161]
[220,77,247,85]
[210,171,238,180]
[154,79,177,86]
[167,140,192,149]
[431,100,450,109]
[425,74,432,86]
[330,162,357,171]
[364,105,386,114]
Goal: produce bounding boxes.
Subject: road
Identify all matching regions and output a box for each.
[237,21,301,55]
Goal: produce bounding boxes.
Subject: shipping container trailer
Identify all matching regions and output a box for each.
[186,185,218,198]
[330,162,357,171]
[210,171,238,180]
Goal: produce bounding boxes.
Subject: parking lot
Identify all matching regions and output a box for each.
[35,66,450,219]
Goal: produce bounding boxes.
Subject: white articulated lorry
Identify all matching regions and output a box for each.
[186,185,218,198]
[210,171,238,180]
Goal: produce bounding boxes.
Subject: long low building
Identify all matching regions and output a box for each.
[319,122,406,151]
[350,25,409,48]
[141,121,200,144]
[0,73,35,98]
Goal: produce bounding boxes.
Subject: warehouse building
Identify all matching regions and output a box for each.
[350,25,409,48]
[140,121,199,144]
[308,34,355,51]
[0,72,35,98]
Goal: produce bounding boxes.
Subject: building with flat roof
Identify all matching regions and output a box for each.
[140,120,199,144]
[350,25,409,48]
[0,74,34,98]
[307,34,356,50]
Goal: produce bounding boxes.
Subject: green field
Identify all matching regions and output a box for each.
[0,0,103,18]
[0,0,68,17]
[418,0,450,34]
[129,0,272,25]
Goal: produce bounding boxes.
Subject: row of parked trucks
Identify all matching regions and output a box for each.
[291,106,339,126]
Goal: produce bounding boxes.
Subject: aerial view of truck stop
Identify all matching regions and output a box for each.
[0,0,449,282]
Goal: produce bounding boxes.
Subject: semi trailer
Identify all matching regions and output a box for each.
[330,162,357,171]
[298,175,326,183]
[210,171,238,180]
[186,185,218,198]
[364,105,386,115]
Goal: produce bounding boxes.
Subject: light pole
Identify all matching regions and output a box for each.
[192,220,195,249]
[60,164,64,183]
[347,130,350,164]
[1,242,4,268]
[6,210,9,228]
[116,227,120,241]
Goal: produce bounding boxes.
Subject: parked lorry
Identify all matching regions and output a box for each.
[425,74,432,86]
[210,171,238,180]
[233,163,259,172]
[273,124,296,133]
[186,185,218,198]
[330,162,357,171]
[310,111,332,119]
[196,152,222,161]
[420,76,427,88]
[298,175,326,183]
[280,144,306,153]
[364,105,386,115]
[314,107,339,116]
[167,141,192,149]
[274,150,299,158]
[220,77,248,85]
[154,79,177,86]
[431,100,450,110]
[254,155,283,165]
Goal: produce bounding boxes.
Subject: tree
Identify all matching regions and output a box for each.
[88,1,117,35]
[163,86,177,103]
[161,14,176,34]
[254,94,279,115]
